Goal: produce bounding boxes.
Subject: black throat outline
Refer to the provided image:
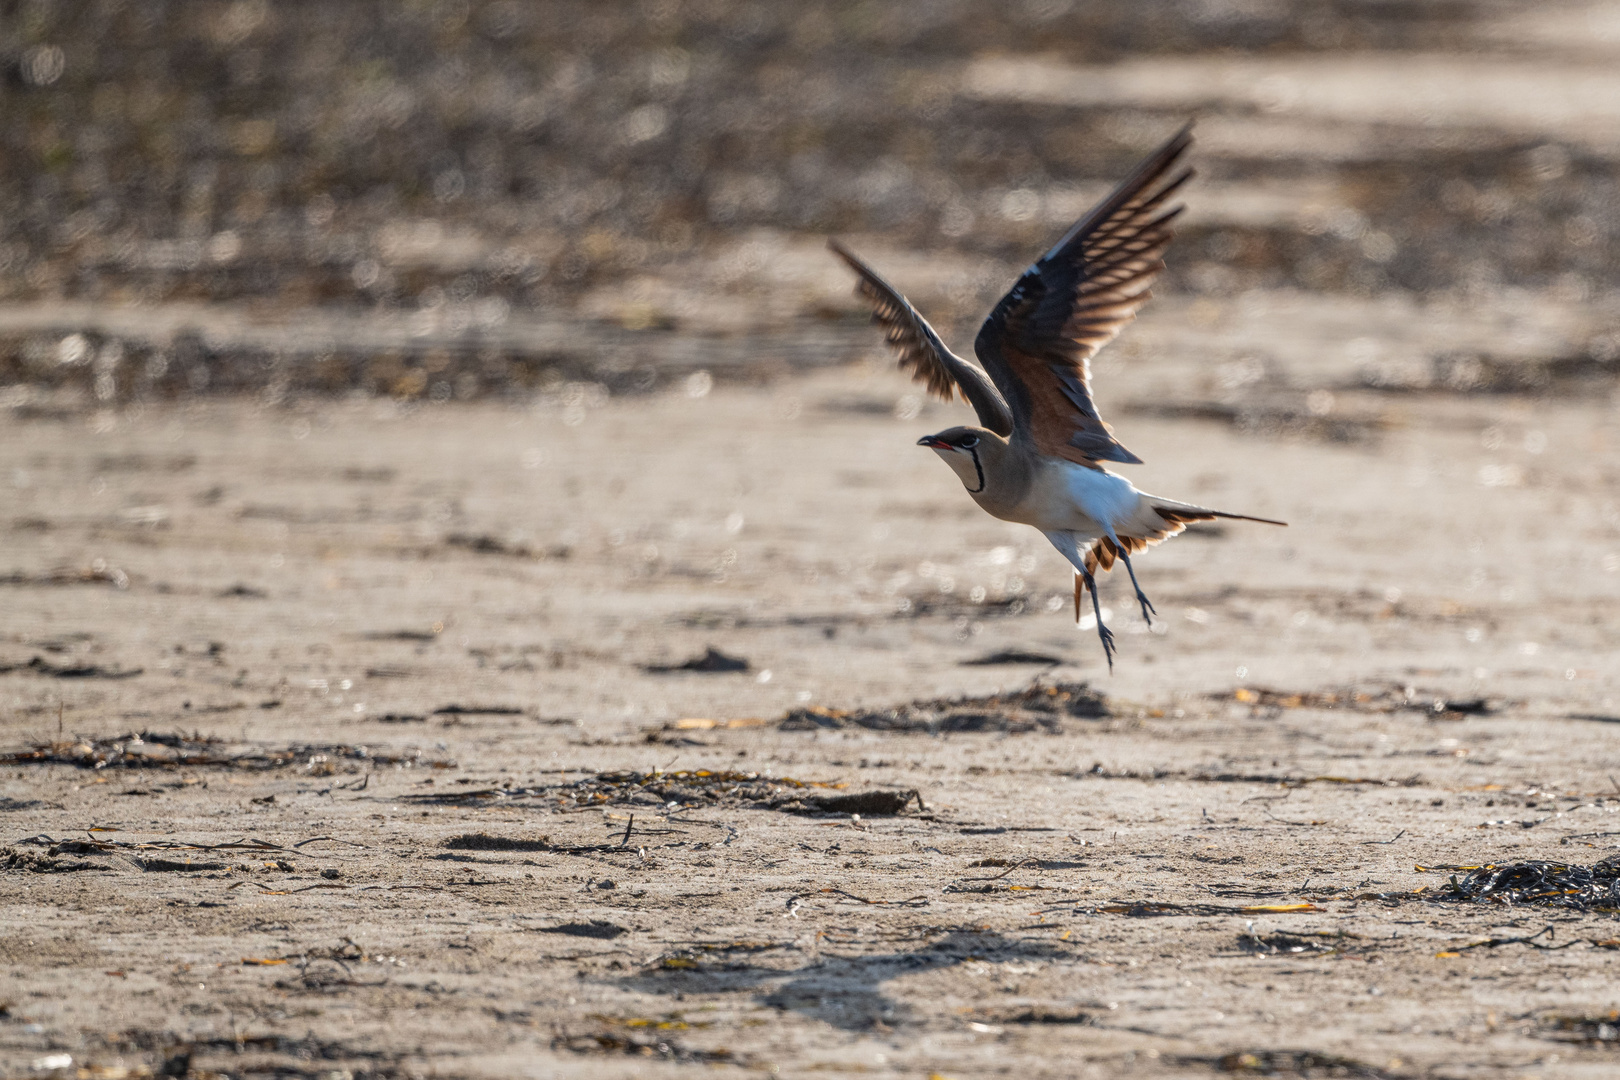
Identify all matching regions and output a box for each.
[964,446,985,493]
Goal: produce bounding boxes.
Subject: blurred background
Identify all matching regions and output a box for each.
[2,0,1617,405]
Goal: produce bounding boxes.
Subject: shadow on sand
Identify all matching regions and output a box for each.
[619,928,1074,1031]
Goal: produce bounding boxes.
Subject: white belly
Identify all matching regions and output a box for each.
[1064,462,1141,523]
[1014,460,1141,537]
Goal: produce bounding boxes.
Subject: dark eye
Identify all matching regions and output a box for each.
[960,435,980,449]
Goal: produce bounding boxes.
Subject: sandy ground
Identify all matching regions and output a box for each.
[4,351,1620,1079]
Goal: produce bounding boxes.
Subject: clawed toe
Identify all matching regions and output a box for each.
[1074,568,1118,672]
[1117,552,1156,628]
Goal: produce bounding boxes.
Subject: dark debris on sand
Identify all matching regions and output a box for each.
[2,845,108,873]
[0,655,143,679]
[1425,859,1620,912]
[1206,1049,1400,1078]
[1237,930,1367,957]
[1543,1010,1620,1046]
[964,1005,1093,1026]
[781,681,1108,734]
[404,771,922,816]
[558,769,822,810]
[0,732,449,771]
[444,834,556,853]
[89,1030,403,1080]
[557,771,920,816]
[1222,684,1500,721]
[551,1031,738,1066]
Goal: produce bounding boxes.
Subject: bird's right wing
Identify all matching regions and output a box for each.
[829,239,1014,437]
[973,123,1195,465]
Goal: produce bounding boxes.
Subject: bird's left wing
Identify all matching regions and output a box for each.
[973,123,1195,465]
[829,239,1014,437]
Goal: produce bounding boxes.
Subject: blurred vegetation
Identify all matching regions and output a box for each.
[4,1,1613,299]
[0,0,1616,400]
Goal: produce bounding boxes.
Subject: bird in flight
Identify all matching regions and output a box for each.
[830,123,1285,669]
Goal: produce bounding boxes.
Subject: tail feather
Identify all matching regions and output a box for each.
[1081,500,1285,576]
[1204,509,1288,527]
[1149,495,1287,528]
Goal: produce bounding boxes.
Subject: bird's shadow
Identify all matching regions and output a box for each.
[617,928,1071,1031]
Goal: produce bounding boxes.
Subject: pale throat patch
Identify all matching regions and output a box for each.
[932,448,984,493]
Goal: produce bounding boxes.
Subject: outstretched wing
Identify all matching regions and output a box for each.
[829,239,1014,437]
[974,123,1195,466]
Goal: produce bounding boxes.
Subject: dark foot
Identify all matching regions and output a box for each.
[1079,569,1116,672]
[1095,618,1117,672]
[1118,552,1156,627]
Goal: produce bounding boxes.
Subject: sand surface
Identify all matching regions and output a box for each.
[4,356,1620,1078]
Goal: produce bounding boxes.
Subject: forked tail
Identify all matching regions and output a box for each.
[1150,495,1287,529]
[1080,500,1286,576]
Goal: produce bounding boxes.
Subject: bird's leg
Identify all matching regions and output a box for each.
[1117,552,1156,626]
[1042,529,1115,670]
[1077,567,1116,672]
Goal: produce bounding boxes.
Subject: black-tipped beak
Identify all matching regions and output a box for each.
[917,436,948,449]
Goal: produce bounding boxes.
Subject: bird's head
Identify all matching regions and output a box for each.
[917,426,1003,494]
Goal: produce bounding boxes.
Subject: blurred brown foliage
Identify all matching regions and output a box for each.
[3,0,1615,316]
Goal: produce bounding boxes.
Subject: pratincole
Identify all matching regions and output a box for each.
[830,123,1286,669]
